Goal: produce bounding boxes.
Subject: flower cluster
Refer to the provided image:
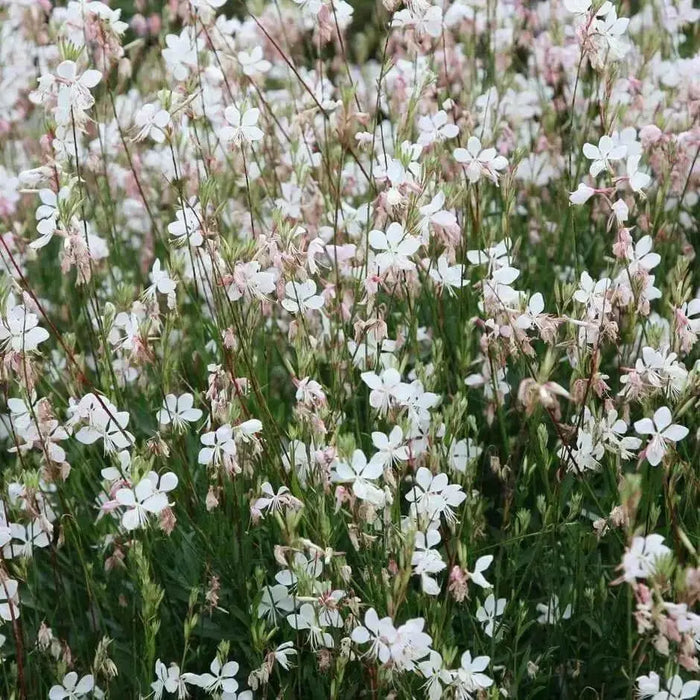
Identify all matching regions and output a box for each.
[0,0,697,697]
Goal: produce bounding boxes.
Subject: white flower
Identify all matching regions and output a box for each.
[281,280,325,314]
[582,135,627,177]
[0,304,50,353]
[75,406,134,454]
[190,0,227,9]
[275,551,323,589]
[476,593,506,637]
[369,426,410,469]
[253,483,301,519]
[332,449,385,506]
[389,617,433,671]
[626,155,651,193]
[391,3,443,38]
[32,187,70,249]
[448,438,482,473]
[411,529,445,595]
[418,191,457,242]
[468,555,494,589]
[157,393,202,429]
[369,222,421,273]
[452,651,493,695]
[536,595,572,624]
[653,675,700,700]
[238,46,271,76]
[406,467,466,524]
[162,29,199,81]
[234,418,263,443]
[429,255,467,294]
[624,235,661,273]
[515,292,545,330]
[151,660,185,700]
[417,110,459,146]
[186,657,241,695]
[287,603,335,649]
[258,584,295,622]
[351,607,395,663]
[0,579,20,621]
[3,521,50,559]
[564,0,592,14]
[592,4,630,60]
[134,103,171,143]
[116,472,177,531]
[454,136,508,185]
[360,367,409,414]
[54,60,102,109]
[168,200,204,247]
[227,261,276,301]
[145,259,177,304]
[198,425,237,466]
[634,406,689,466]
[220,106,264,146]
[49,672,94,700]
[273,641,297,670]
[622,534,671,581]
[637,671,661,698]
[569,182,595,204]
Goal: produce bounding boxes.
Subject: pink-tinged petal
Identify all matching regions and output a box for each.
[645,437,665,466]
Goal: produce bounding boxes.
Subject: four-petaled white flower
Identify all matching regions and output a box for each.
[454,136,508,185]
[134,103,171,143]
[145,259,177,307]
[185,657,241,695]
[157,393,203,429]
[406,466,466,524]
[49,672,94,700]
[332,449,385,506]
[151,660,185,700]
[220,106,264,147]
[634,406,688,466]
[287,602,335,649]
[238,46,271,76]
[582,134,627,177]
[653,675,700,700]
[116,472,177,531]
[452,651,493,695]
[369,426,410,468]
[369,222,421,273]
[411,529,446,595]
[536,595,572,624]
[350,607,395,663]
[0,304,50,353]
[626,154,651,193]
[282,280,325,314]
[622,533,671,582]
[476,593,506,637]
[429,255,467,295]
[0,579,20,621]
[198,425,237,466]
